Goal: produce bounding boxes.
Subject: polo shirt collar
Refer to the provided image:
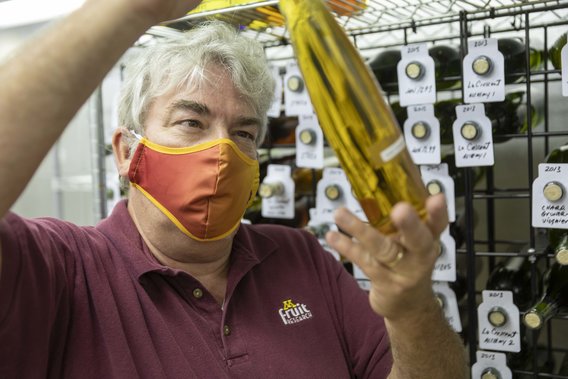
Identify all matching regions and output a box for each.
[96,201,280,281]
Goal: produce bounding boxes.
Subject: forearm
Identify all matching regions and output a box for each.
[0,1,154,217]
[386,296,468,379]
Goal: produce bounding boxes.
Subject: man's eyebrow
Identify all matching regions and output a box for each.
[236,116,262,128]
[166,100,210,118]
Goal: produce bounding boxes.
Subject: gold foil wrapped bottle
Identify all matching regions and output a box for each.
[278,0,428,234]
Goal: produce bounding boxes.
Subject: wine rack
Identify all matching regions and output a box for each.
[146,0,568,377]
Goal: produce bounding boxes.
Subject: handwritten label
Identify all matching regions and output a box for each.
[398,43,437,106]
[471,351,512,379]
[432,282,462,332]
[453,104,495,167]
[420,164,456,222]
[532,163,568,228]
[477,291,521,353]
[261,165,295,219]
[267,66,283,118]
[404,104,441,165]
[296,114,324,169]
[463,39,505,103]
[284,62,313,116]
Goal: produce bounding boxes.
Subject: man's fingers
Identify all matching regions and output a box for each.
[332,207,403,267]
[425,194,449,236]
[390,202,436,259]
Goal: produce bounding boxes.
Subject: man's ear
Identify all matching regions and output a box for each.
[112,127,134,178]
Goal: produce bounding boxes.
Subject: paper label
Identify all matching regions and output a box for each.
[420,164,456,222]
[261,164,295,219]
[296,114,324,169]
[432,281,462,332]
[531,164,568,229]
[352,264,371,291]
[432,227,457,282]
[267,65,283,118]
[404,104,441,165]
[307,208,340,261]
[397,43,437,106]
[284,62,313,116]
[463,39,505,103]
[315,168,368,223]
[471,351,512,379]
[453,104,495,167]
[478,291,521,353]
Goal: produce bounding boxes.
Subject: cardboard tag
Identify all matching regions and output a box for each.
[397,43,437,106]
[453,104,495,167]
[284,62,313,116]
[432,227,457,282]
[472,351,512,379]
[296,114,324,169]
[267,65,283,118]
[478,291,521,353]
[463,39,505,103]
[532,163,568,229]
[307,208,340,261]
[261,164,295,219]
[420,164,456,222]
[404,104,441,165]
[432,281,462,332]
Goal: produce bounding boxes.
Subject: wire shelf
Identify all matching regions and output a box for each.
[158,0,568,45]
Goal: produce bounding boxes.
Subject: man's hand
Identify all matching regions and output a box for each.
[326,194,448,321]
[105,0,202,25]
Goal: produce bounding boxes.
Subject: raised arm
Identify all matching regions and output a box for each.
[0,0,201,273]
[327,194,468,378]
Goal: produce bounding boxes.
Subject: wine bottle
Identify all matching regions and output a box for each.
[433,91,541,145]
[548,229,568,266]
[368,49,401,93]
[429,44,462,90]
[550,32,566,70]
[523,262,568,329]
[497,38,543,84]
[486,256,538,311]
[279,0,428,234]
[263,115,299,147]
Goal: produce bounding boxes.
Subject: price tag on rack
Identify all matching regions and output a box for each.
[397,43,437,106]
[432,227,456,282]
[562,41,568,97]
[267,65,283,118]
[420,164,456,222]
[296,114,324,169]
[432,281,462,332]
[471,351,512,379]
[260,164,295,220]
[452,104,495,167]
[404,104,441,165]
[284,62,313,116]
[477,291,521,353]
[532,163,568,228]
[463,38,505,103]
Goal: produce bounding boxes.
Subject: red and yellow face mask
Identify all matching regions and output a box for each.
[128,136,259,242]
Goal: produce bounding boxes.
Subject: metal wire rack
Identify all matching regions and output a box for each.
[156,0,568,45]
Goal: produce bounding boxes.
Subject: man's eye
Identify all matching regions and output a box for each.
[179,120,202,128]
[236,130,255,141]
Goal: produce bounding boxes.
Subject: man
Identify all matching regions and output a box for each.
[0,0,467,377]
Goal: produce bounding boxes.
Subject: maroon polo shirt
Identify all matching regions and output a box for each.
[0,201,392,378]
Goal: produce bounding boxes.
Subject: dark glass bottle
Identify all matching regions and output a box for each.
[497,38,543,84]
[550,32,566,70]
[429,44,461,90]
[523,262,568,329]
[486,256,538,311]
[368,49,401,93]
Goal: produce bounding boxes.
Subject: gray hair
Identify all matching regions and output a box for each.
[118,21,275,147]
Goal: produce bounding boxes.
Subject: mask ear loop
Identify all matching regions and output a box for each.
[128,129,144,141]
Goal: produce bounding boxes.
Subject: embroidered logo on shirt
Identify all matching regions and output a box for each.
[278,298,313,325]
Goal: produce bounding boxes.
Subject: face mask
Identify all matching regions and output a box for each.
[128,133,259,242]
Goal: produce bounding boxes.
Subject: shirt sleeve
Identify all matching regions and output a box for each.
[0,212,76,377]
[300,230,393,378]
